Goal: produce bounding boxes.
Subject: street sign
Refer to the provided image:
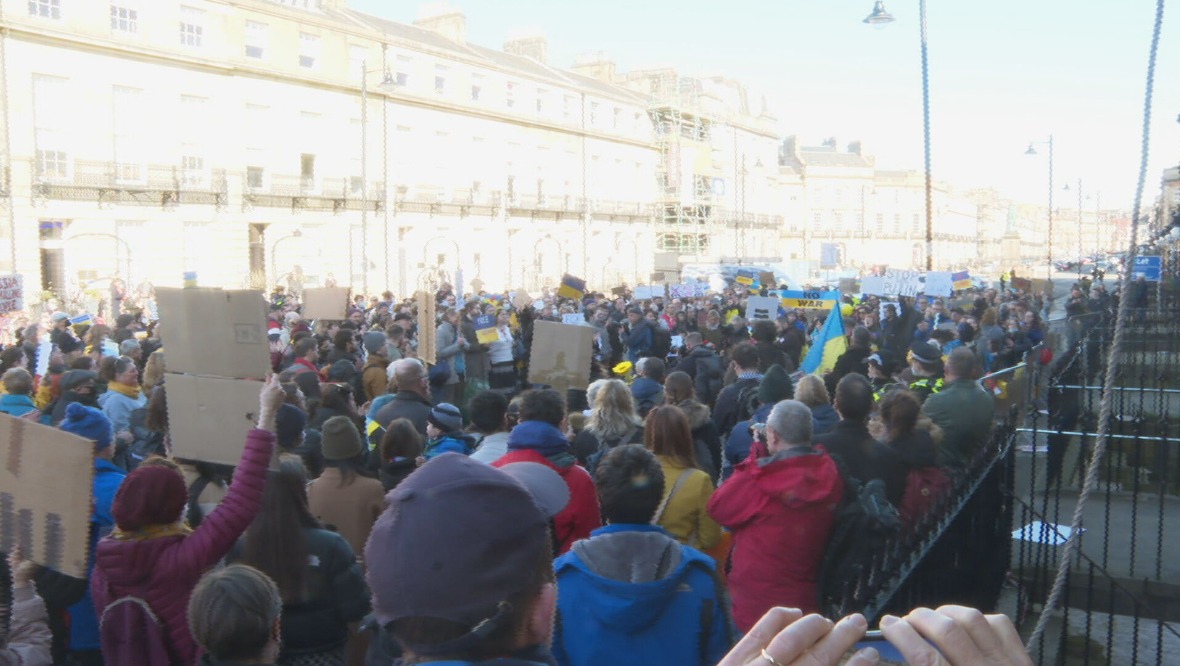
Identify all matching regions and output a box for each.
[1131,255,1161,282]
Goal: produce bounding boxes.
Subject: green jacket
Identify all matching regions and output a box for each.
[921,378,995,470]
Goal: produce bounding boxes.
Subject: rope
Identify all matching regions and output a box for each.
[1025,0,1166,652]
[919,0,933,271]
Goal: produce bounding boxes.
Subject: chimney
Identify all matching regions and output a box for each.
[572,52,616,83]
[781,136,801,163]
[822,137,837,149]
[505,35,547,63]
[848,140,862,155]
[414,5,466,43]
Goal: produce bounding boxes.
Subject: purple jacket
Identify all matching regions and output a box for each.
[91,429,275,666]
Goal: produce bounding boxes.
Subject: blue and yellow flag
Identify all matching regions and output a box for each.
[473,314,498,345]
[952,271,971,290]
[800,302,847,375]
[735,269,760,294]
[557,274,586,300]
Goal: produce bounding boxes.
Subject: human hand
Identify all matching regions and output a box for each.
[717,607,878,666]
[8,549,36,587]
[880,606,1032,666]
[257,374,285,432]
[116,430,134,443]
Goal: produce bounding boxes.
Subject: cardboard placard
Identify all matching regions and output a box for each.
[528,320,595,391]
[745,296,780,321]
[165,373,263,466]
[611,286,628,297]
[668,283,695,299]
[861,276,887,296]
[838,277,859,294]
[0,274,23,314]
[156,288,270,379]
[0,413,95,577]
[884,269,922,297]
[511,290,532,311]
[302,287,350,321]
[633,285,660,301]
[924,272,954,297]
[35,339,53,377]
[416,291,437,365]
[780,289,840,310]
[473,314,498,345]
[561,313,585,326]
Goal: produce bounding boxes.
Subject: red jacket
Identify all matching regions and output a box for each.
[493,448,601,555]
[708,445,843,631]
[91,429,275,666]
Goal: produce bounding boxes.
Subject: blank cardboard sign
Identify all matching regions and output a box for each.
[528,320,595,391]
[302,287,351,321]
[166,373,263,466]
[156,288,270,379]
[0,414,95,577]
[416,292,437,365]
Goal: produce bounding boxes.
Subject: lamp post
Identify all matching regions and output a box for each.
[359,62,397,299]
[1064,178,1083,279]
[1025,135,1054,281]
[864,0,933,272]
[270,229,303,287]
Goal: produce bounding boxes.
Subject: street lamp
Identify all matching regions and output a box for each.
[1025,135,1054,280]
[1064,178,1083,278]
[359,62,397,299]
[270,229,303,288]
[863,0,934,271]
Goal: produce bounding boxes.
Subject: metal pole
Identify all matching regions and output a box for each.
[1047,134,1054,281]
[360,61,370,299]
[920,0,933,271]
[1077,178,1083,280]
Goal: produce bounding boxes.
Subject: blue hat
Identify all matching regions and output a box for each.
[275,403,308,450]
[60,402,113,450]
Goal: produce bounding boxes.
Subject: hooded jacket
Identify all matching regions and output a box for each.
[0,393,46,423]
[91,429,274,666]
[552,524,730,666]
[66,458,126,651]
[707,446,843,631]
[677,399,720,483]
[493,421,601,555]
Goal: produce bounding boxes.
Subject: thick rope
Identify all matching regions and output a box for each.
[1025,0,1165,653]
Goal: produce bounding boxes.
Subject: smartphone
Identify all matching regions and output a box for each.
[852,629,942,663]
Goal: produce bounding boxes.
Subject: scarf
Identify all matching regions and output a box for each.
[111,522,192,541]
[107,381,141,400]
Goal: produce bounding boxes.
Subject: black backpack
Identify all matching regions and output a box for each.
[650,327,672,360]
[694,353,724,406]
[734,380,762,424]
[816,472,901,618]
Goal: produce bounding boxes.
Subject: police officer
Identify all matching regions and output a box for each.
[907,340,944,404]
[866,351,903,402]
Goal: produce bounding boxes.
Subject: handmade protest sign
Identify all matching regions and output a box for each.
[302,287,350,321]
[416,291,436,365]
[157,288,271,379]
[166,374,263,467]
[561,313,585,326]
[668,284,696,299]
[745,296,779,322]
[473,314,498,345]
[780,289,840,310]
[0,274,23,314]
[0,414,94,577]
[883,269,922,297]
[951,271,972,290]
[528,321,595,392]
[924,272,954,297]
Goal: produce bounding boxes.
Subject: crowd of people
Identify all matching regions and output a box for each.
[0,275,1049,666]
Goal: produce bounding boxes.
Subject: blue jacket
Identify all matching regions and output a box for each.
[68,458,126,649]
[722,403,774,481]
[810,403,839,436]
[0,393,49,424]
[552,524,731,666]
[423,433,476,460]
[630,377,664,413]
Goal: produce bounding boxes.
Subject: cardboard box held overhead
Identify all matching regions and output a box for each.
[156,288,271,379]
[302,287,351,321]
[528,320,595,392]
[165,373,264,467]
[0,414,96,577]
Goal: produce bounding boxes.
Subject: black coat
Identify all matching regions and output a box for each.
[373,390,434,437]
[814,420,906,507]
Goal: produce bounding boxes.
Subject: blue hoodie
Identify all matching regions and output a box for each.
[68,457,126,650]
[0,393,49,424]
[552,524,731,666]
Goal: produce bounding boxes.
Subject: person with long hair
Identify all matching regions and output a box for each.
[571,379,644,469]
[229,458,370,666]
[187,565,283,666]
[375,418,422,491]
[140,350,165,394]
[793,374,839,436]
[662,371,720,482]
[643,406,721,550]
[309,383,359,431]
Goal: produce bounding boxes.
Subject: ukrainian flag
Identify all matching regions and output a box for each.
[952,271,971,290]
[800,302,847,375]
[557,274,587,300]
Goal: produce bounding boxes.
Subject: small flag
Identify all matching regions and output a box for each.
[473,314,498,345]
[800,302,847,375]
[557,274,586,300]
[69,313,94,327]
[183,271,198,288]
[735,269,760,294]
[952,271,971,290]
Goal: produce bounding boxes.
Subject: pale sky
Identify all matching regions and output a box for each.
[349,0,1180,210]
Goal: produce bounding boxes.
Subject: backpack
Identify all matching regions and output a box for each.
[650,326,672,360]
[100,590,176,665]
[584,427,638,478]
[121,408,166,471]
[816,473,901,618]
[734,380,762,424]
[898,466,951,532]
[694,353,724,406]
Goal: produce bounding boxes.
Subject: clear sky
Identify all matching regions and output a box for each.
[348,0,1180,211]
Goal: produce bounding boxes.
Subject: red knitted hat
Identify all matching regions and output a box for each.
[112,465,188,531]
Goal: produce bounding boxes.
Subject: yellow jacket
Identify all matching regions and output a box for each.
[654,455,722,550]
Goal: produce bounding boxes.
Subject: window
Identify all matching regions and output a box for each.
[893,214,902,233]
[180,6,204,47]
[33,75,70,181]
[434,65,447,94]
[833,211,845,230]
[506,81,516,109]
[470,73,483,101]
[247,166,264,189]
[28,0,60,19]
[245,21,268,59]
[590,102,599,125]
[612,107,621,129]
[299,33,319,69]
[180,154,205,187]
[912,213,921,233]
[535,89,546,114]
[300,153,316,190]
[876,213,885,233]
[110,5,137,33]
[395,55,411,87]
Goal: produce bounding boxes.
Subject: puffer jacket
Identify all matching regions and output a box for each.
[90,429,274,666]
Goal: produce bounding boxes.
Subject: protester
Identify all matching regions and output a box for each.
[676,332,724,406]
[906,341,944,403]
[815,373,906,506]
[433,308,469,404]
[229,457,371,665]
[309,383,360,431]
[662,370,721,482]
[624,307,653,362]
[629,356,666,417]
[372,358,434,442]
[306,415,386,565]
[709,399,843,630]
[793,374,839,437]
[922,347,995,471]
[424,403,475,459]
[90,375,280,665]
[721,363,793,479]
[493,389,600,555]
[467,390,511,464]
[1,550,53,666]
[187,565,283,666]
[571,379,644,469]
[0,368,47,423]
[375,418,422,491]
[643,406,721,550]
[552,444,730,666]
[97,356,145,445]
[712,343,763,437]
[750,319,793,373]
[361,331,391,404]
[49,369,99,426]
